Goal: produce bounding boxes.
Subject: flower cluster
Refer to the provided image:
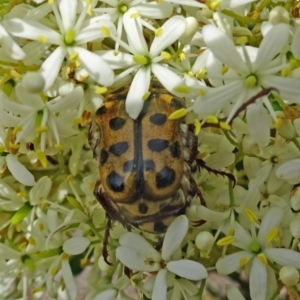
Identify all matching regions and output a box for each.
[1,0,300,299]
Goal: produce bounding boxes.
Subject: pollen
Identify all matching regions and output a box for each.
[37,35,47,44]
[239,257,249,267]
[206,115,219,124]
[173,85,191,93]
[142,91,151,101]
[155,27,163,37]
[216,235,234,246]
[245,208,258,222]
[220,122,231,131]
[194,119,201,135]
[161,51,172,60]
[95,87,107,94]
[69,52,78,60]
[36,149,47,168]
[196,68,206,79]
[266,227,279,242]
[168,108,187,120]
[100,26,110,37]
[9,142,20,149]
[130,12,141,18]
[257,253,268,265]
[236,36,248,45]
[73,117,83,126]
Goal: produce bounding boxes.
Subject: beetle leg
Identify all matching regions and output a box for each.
[102,217,113,266]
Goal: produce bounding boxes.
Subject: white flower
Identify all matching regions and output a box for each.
[216,207,300,300]
[106,10,187,118]
[4,0,115,90]
[193,23,300,146]
[116,215,207,299]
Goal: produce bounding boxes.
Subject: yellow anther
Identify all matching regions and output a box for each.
[229,228,235,236]
[100,26,110,36]
[168,108,187,120]
[216,235,234,246]
[245,75,257,88]
[37,35,47,44]
[236,36,248,45]
[161,51,172,60]
[188,71,194,77]
[266,227,279,242]
[245,208,258,222]
[220,122,231,131]
[95,87,107,94]
[274,118,282,129]
[36,149,47,168]
[155,27,163,37]
[290,58,298,69]
[197,88,205,96]
[80,257,88,267]
[55,144,63,151]
[0,145,6,151]
[51,266,58,276]
[28,236,36,245]
[75,59,80,68]
[35,126,48,133]
[32,287,43,294]
[239,257,249,267]
[62,253,69,260]
[41,203,48,211]
[73,117,83,126]
[87,3,92,15]
[173,85,191,94]
[200,251,210,258]
[130,12,140,18]
[222,65,229,75]
[89,182,95,190]
[66,175,72,183]
[13,126,22,135]
[38,223,44,231]
[48,0,54,3]
[257,253,268,265]
[19,242,27,250]
[69,52,78,61]
[275,236,281,247]
[206,115,219,124]
[142,91,151,101]
[196,68,206,79]
[17,191,27,197]
[207,0,220,10]
[194,119,201,135]
[179,52,186,61]
[281,66,291,77]
[9,142,20,149]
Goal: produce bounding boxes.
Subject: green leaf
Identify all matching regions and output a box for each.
[11,202,32,225]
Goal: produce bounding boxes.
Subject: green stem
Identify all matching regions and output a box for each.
[198,279,206,299]
[221,9,264,23]
[87,221,103,240]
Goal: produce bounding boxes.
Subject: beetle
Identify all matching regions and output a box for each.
[88,81,230,263]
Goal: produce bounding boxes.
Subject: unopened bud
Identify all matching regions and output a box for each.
[269,6,290,24]
[279,266,299,286]
[179,17,199,45]
[22,72,45,93]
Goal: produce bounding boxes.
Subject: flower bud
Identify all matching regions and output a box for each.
[290,216,300,238]
[22,72,45,93]
[195,231,214,250]
[179,17,199,45]
[279,266,299,286]
[290,186,300,211]
[269,6,290,24]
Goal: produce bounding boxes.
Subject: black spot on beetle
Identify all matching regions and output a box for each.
[170,98,183,108]
[109,142,129,156]
[148,139,169,152]
[156,166,176,188]
[109,117,126,130]
[149,113,167,125]
[154,221,167,233]
[138,202,148,214]
[106,171,124,192]
[123,160,133,172]
[144,160,155,171]
[170,141,181,158]
[100,149,109,164]
[96,105,107,115]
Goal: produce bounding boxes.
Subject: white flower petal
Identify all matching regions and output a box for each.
[63,237,90,255]
[4,18,62,44]
[205,150,235,169]
[58,0,77,31]
[254,24,289,71]
[216,251,253,275]
[150,16,186,57]
[261,76,300,103]
[166,259,207,280]
[22,41,49,65]
[202,25,248,74]
[123,8,148,54]
[137,2,173,19]
[246,102,270,148]
[40,46,67,91]
[29,176,51,205]
[75,47,114,86]
[292,26,300,59]
[232,222,253,249]
[125,67,150,119]
[152,269,168,300]
[257,207,283,243]
[226,284,246,300]
[0,24,25,60]
[61,259,77,300]
[97,50,134,69]
[264,248,300,268]
[249,257,267,300]
[195,206,230,222]
[15,83,44,109]
[94,289,117,300]
[162,215,189,261]
[0,243,20,259]
[6,154,35,186]
[276,159,300,184]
